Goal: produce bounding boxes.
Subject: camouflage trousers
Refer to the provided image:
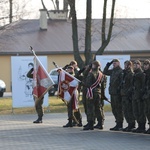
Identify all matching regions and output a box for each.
[110,95,123,123]
[122,96,135,124]
[82,87,87,115]
[144,98,150,124]
[86,92,104,123]
[35,97,44,118]
[66,99,73,119]
[66,98,82,124]
[132,98,146,124]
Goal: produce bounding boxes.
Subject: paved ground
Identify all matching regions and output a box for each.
[0,112,150,150]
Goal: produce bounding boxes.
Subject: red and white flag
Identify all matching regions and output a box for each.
[57,69,80,103]
[33,56,54,100]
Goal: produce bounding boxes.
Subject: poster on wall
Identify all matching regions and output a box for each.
[96,55,130,104]
[11,56,49,108]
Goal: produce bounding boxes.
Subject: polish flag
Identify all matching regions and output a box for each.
[33,56,54,100]
[57,68,80,102]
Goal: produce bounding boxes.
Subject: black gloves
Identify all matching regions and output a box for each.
[63,64,69,70]
[30,68,34,72]
[89,63,92,69]
[106,60,113,67]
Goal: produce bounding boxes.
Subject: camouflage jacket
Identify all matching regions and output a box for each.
[103,65,123,95]
[85,69,103,93]
[132,68,145,99]
[143,69,150,99]
[121,68,134,96]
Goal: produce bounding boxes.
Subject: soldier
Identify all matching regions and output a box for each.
[63,65,82,127]
[132,60,146,133]
[81,64,91,127]
[121,60,135,132]
[70,60,80,76]
[103,59,124,131]
[142,59,150,134]
[27,67,44,123]
[83,60,105,130]
[70,60,83,100]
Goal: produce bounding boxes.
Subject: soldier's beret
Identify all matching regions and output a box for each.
[143,59,150,65]
[133,60,141,65]
[113,59,120,62]
[67,65,74,70]
[124,60,132,66]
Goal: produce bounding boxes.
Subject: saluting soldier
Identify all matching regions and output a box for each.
[142,59,150,134]
[121,60,135,132]
[83,60,105,130]
[132,60,146,133]
[103,59,124,131]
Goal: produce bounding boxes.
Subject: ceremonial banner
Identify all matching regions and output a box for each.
[58,69,80,102]
[33,55,54,100]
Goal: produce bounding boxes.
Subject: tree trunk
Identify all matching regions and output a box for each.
[84,0,93,65]
[9,0,13,23]
[68,0,84,68]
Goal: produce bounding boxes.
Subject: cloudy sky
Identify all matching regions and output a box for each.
[24,0,150,19]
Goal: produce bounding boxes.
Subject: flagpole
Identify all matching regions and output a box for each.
[29,46,36,56]
[52,61,81,83]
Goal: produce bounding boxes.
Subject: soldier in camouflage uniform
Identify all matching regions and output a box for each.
[132,60,146,133]
[63,65,82,127]
[142,59,150,134]
[27,68,44,123]
[83,60,105,130]
[121,60,135,132]
[103,59,124,131]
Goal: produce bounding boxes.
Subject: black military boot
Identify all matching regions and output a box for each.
[110,122,122,131]
[83,122,89,128]
[136,123,146,133]
[94,121,104,130]
[145,124,150,134]
[77,119,83,127]
[126,122,136,132]
[63,119,73,127]
[83,121,94,130]
[113,122,123,131]
[123,122,135,132]
[33,116,42,123]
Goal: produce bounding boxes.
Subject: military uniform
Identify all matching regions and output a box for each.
[121,61,135,132]
[63,65,82,127]
[103,59,123,131]
[143,59,150,134]
[83,61,105,130]
[27,68,44,123]
[132,60,146,133]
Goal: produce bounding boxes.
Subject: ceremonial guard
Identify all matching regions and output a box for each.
[142,59,150,134]
[62,65,82,127]
[27,67,44,123]
[121,60,135,132]
[132,60,146,133]
[83,60,105,130]
[103,59,124,131]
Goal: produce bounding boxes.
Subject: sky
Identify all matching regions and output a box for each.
[24,0,150,19]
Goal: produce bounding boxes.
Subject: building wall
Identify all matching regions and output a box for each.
[0,54,75,92]
[0,56,11,92]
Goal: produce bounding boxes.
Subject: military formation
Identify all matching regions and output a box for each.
[28,58,150,134]
[60,58,150,134]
